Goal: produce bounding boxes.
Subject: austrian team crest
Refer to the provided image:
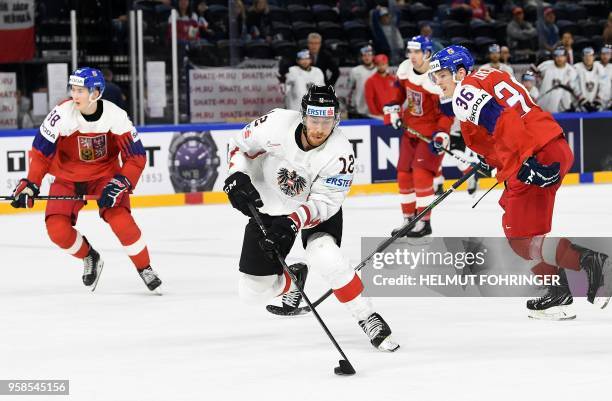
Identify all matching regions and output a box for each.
[277,168,307,197]
[78,134,107,162]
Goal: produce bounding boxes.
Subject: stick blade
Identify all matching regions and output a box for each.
[334,359,356,376]
[266,304,311,316]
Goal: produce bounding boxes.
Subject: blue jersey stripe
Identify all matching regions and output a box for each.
[32,132,57,157]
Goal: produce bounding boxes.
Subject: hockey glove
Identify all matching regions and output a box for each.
[583,101,600,113]
[97,175,131,208]
[258,216,298,260]
[429,132,450,155]
[383,104,403,130]
[11,179,40,209]
[223,172,263,217]
[517,156,561,188]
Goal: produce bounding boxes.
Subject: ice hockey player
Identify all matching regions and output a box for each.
[533,46,581,113]
[594,45,611,110]
[428,45,612,320]
[479,43,515,76]
[223,85,399,351]
[10,67,161,292]
[283,49,325,111]
[520,70,539,101]
[382,35,453,238]
[346,45,376,119]
[574,47,610,112]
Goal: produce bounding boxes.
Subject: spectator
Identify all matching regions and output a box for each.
[534,46,580,113]
[16,90,34,129]
[194,1,215,41]
[604,12,612,45]
[371,7,404,65]
[574,47,610,112]
[307,32,340,86]
[170,0,200,43]
[246,0,271,42]
[101,69,127,111]
[284,50,325,111]
[537,7,559,54]
[500,45,511,64]
[364,54,401,119]
[558,31,576,65]
[480,44,515,75]
[420,23,443,53]
[595,45,612,109]
[521,70,539,101]
[347,45,376,119]
[451,0,492,22]
[507,7,537,51]
[209,0,246,40]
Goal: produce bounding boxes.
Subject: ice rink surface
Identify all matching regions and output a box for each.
[1,184,611,401]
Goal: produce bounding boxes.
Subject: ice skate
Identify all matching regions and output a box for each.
[359,312,399,352]
[527,270,575,320]
[266,263,309,316]
[138,266,162,293]
[82,246,104,292]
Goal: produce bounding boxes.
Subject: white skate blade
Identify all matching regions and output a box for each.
[89,260,104,292]
[151,285,163,296]
[395,236,433,246]
[594,296,611,309]
[377,336,400,352]
[597,259,612,307]
[528,305,576,321]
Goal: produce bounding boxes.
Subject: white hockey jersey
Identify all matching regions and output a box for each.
[347,64,376,115]
[479,62,515,76]
[536,60,580,113]
[284,66,325,111]
[227,108,354,229]
[594,61,612,109]
[574,62,610,108]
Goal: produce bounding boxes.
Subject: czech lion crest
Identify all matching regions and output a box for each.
[277,168,307,197]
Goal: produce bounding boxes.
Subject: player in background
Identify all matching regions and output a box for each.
[10,67,161,292]
[428,46,612,320]
[594,45,611,109]
[346,45,376,119]
[520,70,539,101]
[574,47,611,112]
[533,46,582,113]
[382,36,453,238]
[479,44,515,76]
[283,50,325,111]
[223,85,399,351]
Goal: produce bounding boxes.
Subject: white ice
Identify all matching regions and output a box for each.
[1,184,611,401]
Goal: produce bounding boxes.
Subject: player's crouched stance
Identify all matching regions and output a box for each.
[428,47,612,320]
[11,67,161,292]
[223,86,399,351]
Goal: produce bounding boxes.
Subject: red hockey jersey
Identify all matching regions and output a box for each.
[28,99,146,186]
[452,68,564,181]
[391,59,453,137]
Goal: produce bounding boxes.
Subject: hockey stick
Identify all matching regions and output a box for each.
[247,203,356,376]
[400,123,491,178]
[269,162,481,316]
[0,195,100,201]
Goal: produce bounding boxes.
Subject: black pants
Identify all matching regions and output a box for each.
[239,208,343,276]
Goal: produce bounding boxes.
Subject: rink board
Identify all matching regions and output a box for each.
[0,113,611,214]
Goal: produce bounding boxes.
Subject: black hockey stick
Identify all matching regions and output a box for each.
[247,203,356,376]
[269,162,481,316]
[0,195,100,201]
